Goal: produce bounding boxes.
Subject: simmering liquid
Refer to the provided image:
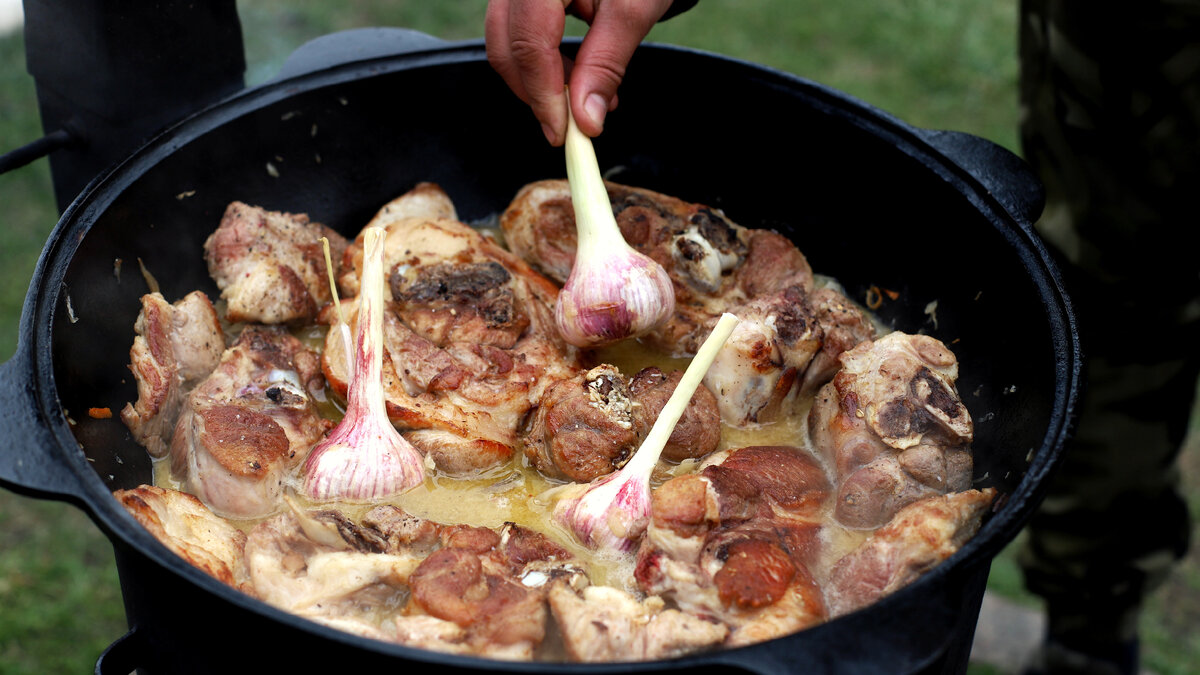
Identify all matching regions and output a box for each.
[153,326,870,605]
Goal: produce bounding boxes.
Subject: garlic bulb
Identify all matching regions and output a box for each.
[553,313,739,553]
[556,96,675,348]
[302,226,425,501]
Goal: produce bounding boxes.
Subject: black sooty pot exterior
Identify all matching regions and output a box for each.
[0,32,1079,675]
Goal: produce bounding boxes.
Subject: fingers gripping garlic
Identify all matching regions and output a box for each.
[556,93,675,348]
[302,226,425,501]
[553,313,739,553]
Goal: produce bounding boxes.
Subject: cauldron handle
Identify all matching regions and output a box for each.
[916,128,1046,230]
[94,627,144,675]
[0,340,90,504]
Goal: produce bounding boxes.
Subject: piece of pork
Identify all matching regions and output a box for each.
[323,184,581,474]
[406,522,580,660]
[121,291,224,457]
[825,488,997,616]
[113,485,249,591]
[547,579,728,662]
[808,331,975,529]
[204,201,348,324]
[634,445,831,647]
[702,285,824,426]
[522,364,721,483]
[499,180,873,427]
[170,326,333,519]
[245,504,427,630]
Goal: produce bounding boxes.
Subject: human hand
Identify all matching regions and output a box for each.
[486,0,676,145]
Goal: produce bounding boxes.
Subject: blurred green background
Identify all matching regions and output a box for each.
[0,2,1195,673]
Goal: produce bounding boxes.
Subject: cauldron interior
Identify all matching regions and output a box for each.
[43,43,1068,674]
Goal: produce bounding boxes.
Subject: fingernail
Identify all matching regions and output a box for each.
[541,122,559,145]
[585,93,607,130]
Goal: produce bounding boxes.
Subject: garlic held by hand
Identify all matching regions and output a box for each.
[553,313,739,553]
[302,226,425,501]
[556,98,675,348]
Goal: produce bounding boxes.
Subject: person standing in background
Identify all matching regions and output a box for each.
[1017,1,1197,673]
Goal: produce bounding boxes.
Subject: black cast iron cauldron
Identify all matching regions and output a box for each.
[0,30,1078,675]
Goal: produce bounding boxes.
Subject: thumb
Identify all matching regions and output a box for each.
[568,2,668,136]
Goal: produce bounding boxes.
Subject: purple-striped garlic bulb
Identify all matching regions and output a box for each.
[553,313,739,553]
[302,226,425,501]
[555,95,675,348]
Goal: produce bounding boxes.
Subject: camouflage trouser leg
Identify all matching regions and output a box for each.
[1018,0,1200,644]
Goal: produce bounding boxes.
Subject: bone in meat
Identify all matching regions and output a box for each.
[808,331,974,529]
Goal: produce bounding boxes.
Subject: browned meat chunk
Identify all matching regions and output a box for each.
[547,580,728,662]
[808,332,975,529]
[522,365,637,483]
[634,445,831,647]
[801,286,878,395]
[627,366,721,463]
[826,488,996,616]
[407,522,578,660]
[703,285,823,426]
[204,201,348,324]
[323,184,582,474]
[114,485,249,590]
[120,291,224,457]
[170,326,333,519]
[522,364,721,483]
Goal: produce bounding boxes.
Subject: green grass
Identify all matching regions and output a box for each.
[0,2,1192,673]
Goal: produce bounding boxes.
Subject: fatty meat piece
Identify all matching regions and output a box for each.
[808,332,974,529]
[120,291,224,457]
[323,184,581,474]
[204,201,348,324]
[113,485,249,591]
[634,445,831,647]
[169,326,333,519]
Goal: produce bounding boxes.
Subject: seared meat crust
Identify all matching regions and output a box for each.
[522,364,722,483]
[323,184,581,474]
[121,291,224,457]
[114,485,249,590]
[635,445,831,646]
[204,201,348,325]
[170,325,332,519]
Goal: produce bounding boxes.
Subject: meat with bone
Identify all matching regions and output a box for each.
[323,184,581,474]
[114,485,249,591]
[825,488,997,617]
[522,364,721,483]
[406,522,580,660]
[634,445,830,647]
[808,332,975,529]
[244,504,427,635]
[500,180,873,426]
[547,579,728,662]
[204,201,348,324]
[121,291,224,457]
[169,326,333,519]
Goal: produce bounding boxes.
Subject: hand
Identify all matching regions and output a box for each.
[486,0,675,145]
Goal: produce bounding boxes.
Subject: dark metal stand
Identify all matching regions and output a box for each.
[18,0,246,212]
